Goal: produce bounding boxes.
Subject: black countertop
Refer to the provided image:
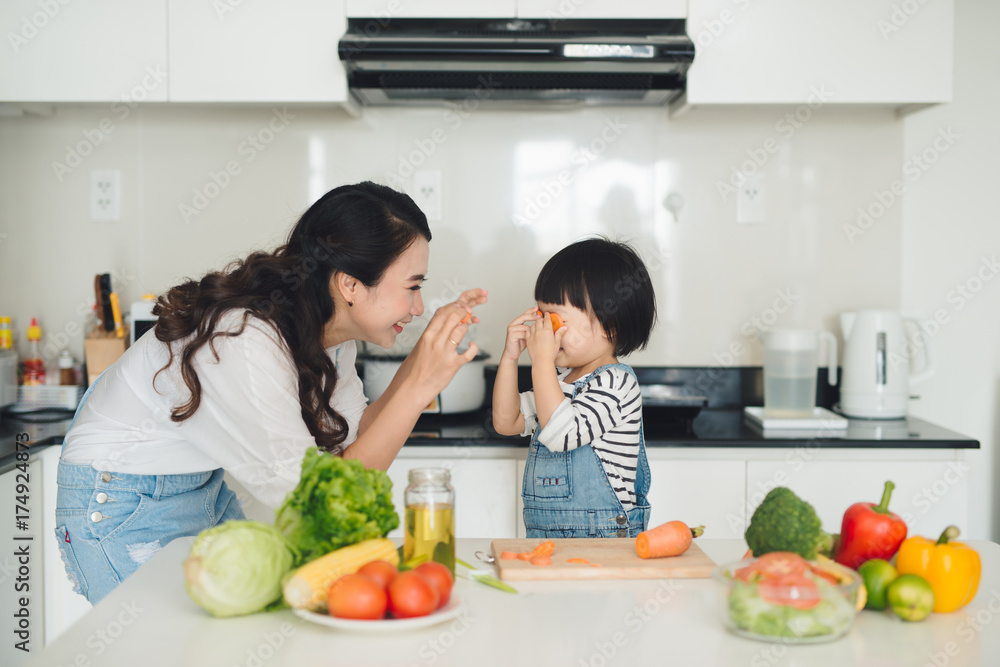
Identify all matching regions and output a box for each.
[405,407,980,449]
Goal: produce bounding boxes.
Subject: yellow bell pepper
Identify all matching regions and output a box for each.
[895,525,981,613]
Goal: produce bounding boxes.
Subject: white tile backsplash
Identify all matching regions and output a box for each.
[0,104,902,368]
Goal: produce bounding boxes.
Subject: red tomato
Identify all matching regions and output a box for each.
[358,560,398,590]
[414,562,454,608]
[751,552,808,579]
[758,574,821,610]
[388,571,440,618]
[327,574,387,620]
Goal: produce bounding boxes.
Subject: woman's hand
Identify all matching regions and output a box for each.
[501,307,542,363]
[403,288,488,405]
[525,309,565,367]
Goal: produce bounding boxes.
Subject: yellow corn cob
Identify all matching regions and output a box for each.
[283,538,398,611]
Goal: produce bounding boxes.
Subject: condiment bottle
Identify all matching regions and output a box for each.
[22,318,45,385]
[58,350,77,386]
[404,468,455,575]
[0,317,12,350]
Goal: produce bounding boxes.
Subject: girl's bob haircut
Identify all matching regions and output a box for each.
[534,237,656,357]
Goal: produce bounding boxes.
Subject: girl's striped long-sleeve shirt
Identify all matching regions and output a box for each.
[520,366,642,509]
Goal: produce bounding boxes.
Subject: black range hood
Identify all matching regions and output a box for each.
[338,18,695,107]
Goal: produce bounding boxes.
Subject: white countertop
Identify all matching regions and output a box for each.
[25,538,1000,667]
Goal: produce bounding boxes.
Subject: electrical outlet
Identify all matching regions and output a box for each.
[90,170,121,222]
[737,177,765,224]
[412,170,443,222]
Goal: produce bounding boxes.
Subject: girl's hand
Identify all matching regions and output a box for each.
[502,307,542,363]
[403,290,487,405]
[525,309,564,366]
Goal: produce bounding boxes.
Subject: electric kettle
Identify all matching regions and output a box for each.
[839,310,935,419]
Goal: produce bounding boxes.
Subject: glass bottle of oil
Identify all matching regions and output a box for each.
[404,468,455,576]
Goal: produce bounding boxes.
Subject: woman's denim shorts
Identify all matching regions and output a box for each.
[54,461,245,604]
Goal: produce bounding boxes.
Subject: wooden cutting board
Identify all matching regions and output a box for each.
[490,538,716,581]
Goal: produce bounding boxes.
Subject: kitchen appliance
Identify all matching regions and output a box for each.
[130,297,158,345]
[640,384,707,435]
[338,18,695,107]
[490,538,715,580]
[840,310,935,419]
[0,349,17,415]
[761,329,838,419]
[360,351,489,414]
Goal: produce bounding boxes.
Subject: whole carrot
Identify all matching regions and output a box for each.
[636,521,705,559]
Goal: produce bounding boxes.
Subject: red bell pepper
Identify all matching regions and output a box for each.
[834,480,908,569]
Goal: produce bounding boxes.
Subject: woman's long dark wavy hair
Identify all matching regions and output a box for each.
[152,182,431,454]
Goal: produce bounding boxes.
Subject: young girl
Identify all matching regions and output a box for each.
[492,238,657,538]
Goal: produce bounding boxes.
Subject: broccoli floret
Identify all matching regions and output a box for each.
[745,487,836,560]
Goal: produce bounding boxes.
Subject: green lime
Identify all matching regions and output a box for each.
[858,558,898,611]
[887,574,935,622]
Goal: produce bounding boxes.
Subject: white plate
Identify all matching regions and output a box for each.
[293,596,465,633]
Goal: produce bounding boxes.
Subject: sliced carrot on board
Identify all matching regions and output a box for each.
[635,521,705,559]
[566,558,589,564]
[530,555,552,566]
[499,551,519,560]
[529,541,555,558]
[589,564,603,568]
[517,552,532,561]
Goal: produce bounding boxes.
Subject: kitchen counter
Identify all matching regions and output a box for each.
[408,408,980,449]
[23,537,1000,667]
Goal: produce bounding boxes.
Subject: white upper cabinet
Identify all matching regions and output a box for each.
[346,1,685,19]
[0,0,167,102]
[518,1,687,19]
[346,1,517,18]
[685,0,954,105]
[169,0,347,102]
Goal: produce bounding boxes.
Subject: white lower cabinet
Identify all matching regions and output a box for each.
[745,456,969,541]
[387,456,519,539]
[646,460,746,540]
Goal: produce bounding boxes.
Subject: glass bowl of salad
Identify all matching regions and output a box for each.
[713,552,863,643]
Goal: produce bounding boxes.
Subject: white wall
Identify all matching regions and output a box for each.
[0,105,902,370]
[900,0,1000,541]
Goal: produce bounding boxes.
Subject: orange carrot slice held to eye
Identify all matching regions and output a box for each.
[549,313,564,330]
[635,521,705,559]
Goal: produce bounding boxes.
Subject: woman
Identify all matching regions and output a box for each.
[55,182,486,603]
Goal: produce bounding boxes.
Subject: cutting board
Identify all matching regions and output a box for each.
[490,538,717,581]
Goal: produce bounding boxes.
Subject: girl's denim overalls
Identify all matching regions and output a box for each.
[521,363,651,539]
[53,369,245,605]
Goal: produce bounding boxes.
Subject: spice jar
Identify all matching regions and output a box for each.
[58,350,77,386]
[404,468,455,575]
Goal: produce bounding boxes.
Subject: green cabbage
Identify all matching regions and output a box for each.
[183,520,296,617]
[275,447,399,564]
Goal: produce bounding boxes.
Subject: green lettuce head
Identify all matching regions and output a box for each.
[275,448,399,564]
[183,520,296,617]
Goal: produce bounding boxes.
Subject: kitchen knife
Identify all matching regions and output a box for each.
[99,274,115,332]
[93,274,105,331]
[109,292,125,339]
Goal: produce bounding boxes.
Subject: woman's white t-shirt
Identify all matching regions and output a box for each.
[61,311,369,510]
